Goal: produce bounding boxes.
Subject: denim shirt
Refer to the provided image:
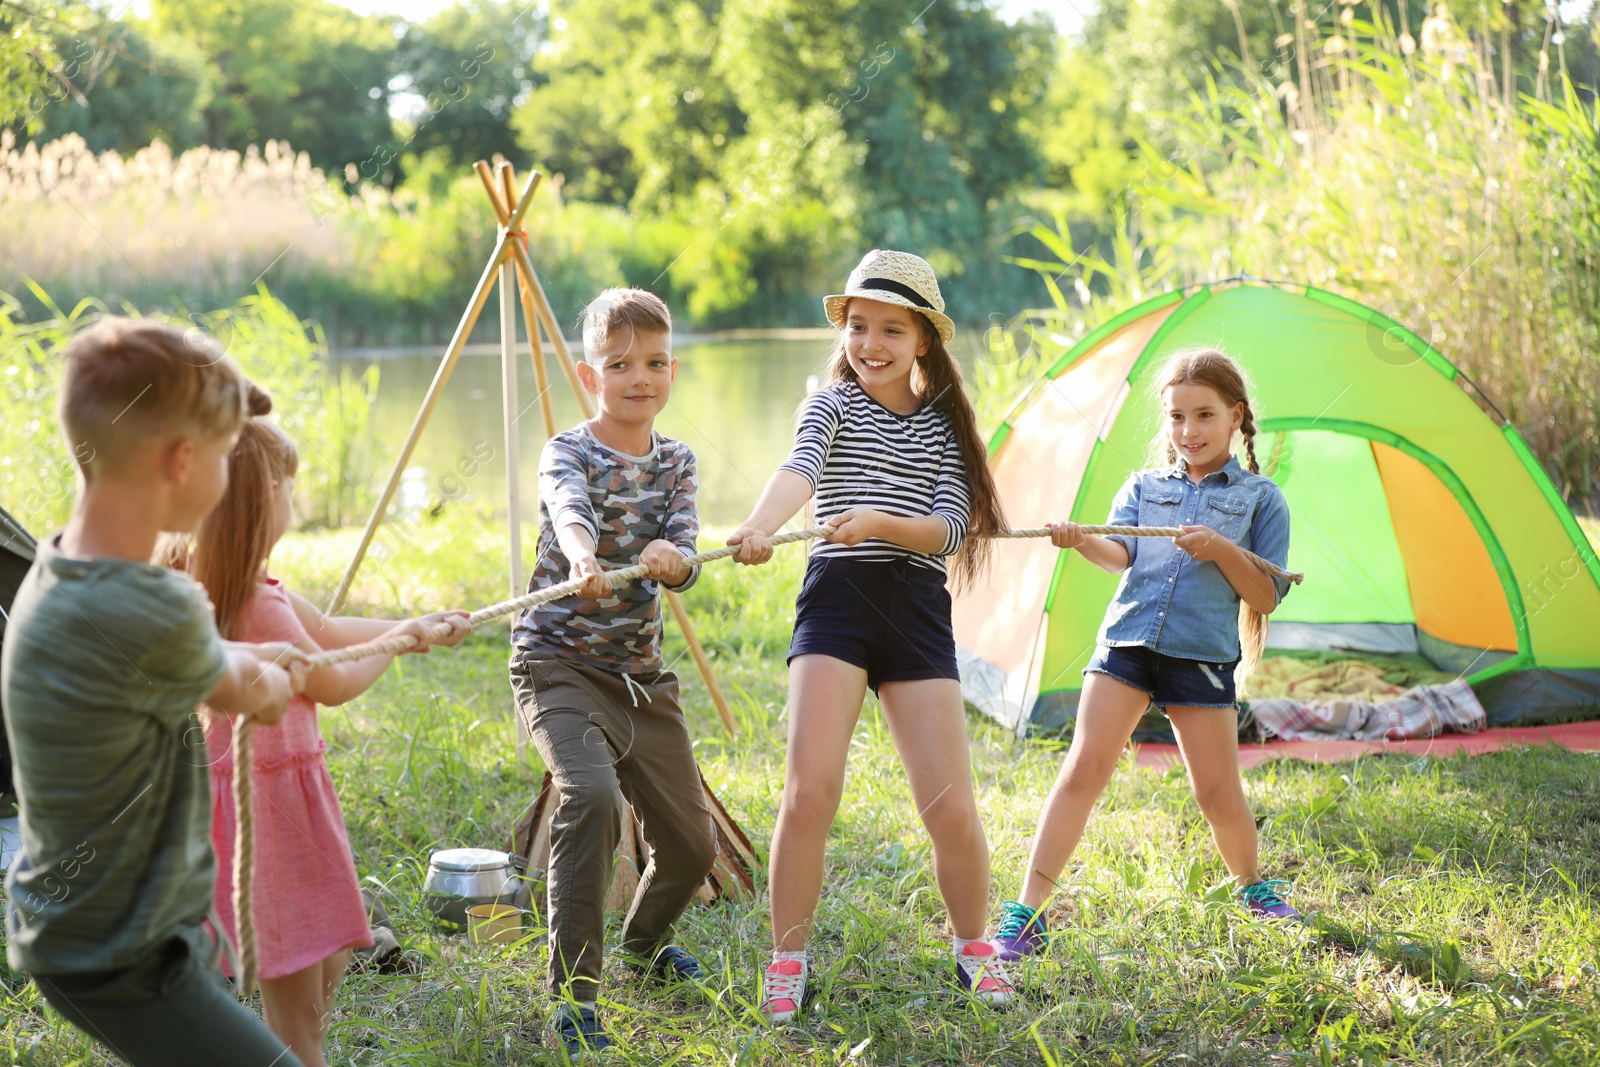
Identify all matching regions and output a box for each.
[1097,455,1292,663]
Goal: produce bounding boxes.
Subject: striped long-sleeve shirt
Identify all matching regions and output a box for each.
[778,381,970,574]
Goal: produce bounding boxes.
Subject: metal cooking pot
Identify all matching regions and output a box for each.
[422,848,531,928]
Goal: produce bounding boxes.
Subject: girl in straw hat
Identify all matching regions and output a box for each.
[730,249,1014,1021]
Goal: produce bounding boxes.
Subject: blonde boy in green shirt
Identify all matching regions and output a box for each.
[3,320,311,1066]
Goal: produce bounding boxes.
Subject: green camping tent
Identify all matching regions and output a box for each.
[953,280,1600,734]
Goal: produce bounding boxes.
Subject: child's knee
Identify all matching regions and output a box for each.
[781,777,843,828]
[919,790,981,845]
[263,990,328,1047]
[1192,776,1248,818]
[559,779,622,828]
[678,819,718,877]
[1060,745,1122,794]
[644,805,717,876]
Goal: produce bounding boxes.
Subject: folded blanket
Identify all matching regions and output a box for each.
[1249,679,1485,742]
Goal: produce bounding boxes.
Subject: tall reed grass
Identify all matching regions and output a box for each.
[0,284,379,533]
[0,133,636,346]
[0,131,1048,347]
[1009,13,1600,506]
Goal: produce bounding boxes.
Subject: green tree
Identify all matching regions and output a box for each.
[31,21,211,154]
[512,0,744,208]
[513,0,1049,319]
[0,1,107,135]
[1028,0,1598,224]
[392,0,544,169]
[1021,40,1142,217]
[149,0,395,175]
[511,68,640,203]
[719,0,1049,254]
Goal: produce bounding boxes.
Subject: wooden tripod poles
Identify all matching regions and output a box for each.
[330,160,738,736]
[328,170,539,616]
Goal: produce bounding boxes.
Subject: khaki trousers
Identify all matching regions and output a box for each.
[509,654,715,997]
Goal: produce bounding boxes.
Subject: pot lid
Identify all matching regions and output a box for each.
[429,847,512,873]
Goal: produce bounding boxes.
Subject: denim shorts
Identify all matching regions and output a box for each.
[1085,643,1240,709]
[789,556,960,693]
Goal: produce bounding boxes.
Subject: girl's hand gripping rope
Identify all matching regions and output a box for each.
[240,640,308,670]
[1173,525,1229,563]
[1046,522,1087,550]
[234,642,310,721]
[820,508,883,546]
[396,611,472,653]
[727,526,775,566]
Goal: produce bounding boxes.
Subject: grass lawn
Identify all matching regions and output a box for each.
[4,514,1600,1065]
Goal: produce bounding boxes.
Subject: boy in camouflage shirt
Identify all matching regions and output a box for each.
[509,289,715,1057]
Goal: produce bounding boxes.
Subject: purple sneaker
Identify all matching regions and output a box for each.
[1239,879,1300,921]
[992,899,1048,961]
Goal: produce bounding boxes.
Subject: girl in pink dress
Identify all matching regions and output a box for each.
[173,410,468,1067]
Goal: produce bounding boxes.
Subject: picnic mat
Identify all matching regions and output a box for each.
[1121,652,1600,769]
[1247,679,1486,743]
[1133,719,1600,770]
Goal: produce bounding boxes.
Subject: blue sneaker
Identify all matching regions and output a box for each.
[637,944,704,983]
[1239,879,1300,921]
[992,899,1048,961]
[546,1004,613,1058]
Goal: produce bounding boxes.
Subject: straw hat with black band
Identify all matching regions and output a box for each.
[823,249,955,344]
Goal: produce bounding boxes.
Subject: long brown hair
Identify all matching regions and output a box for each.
[822,303,1007,589]
[1149,348,1268,694]
[158,394,298,640]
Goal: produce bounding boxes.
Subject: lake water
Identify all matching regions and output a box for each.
[336,335,839,531]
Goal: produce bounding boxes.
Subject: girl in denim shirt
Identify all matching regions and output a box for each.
[993,349,1298,961]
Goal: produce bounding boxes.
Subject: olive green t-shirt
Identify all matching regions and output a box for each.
[2,536,226,975]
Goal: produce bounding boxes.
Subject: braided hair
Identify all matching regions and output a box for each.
[1149,348,1269,695]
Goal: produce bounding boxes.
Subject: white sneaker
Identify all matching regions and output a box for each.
[760,958,807,1024]
[954,940,1015,1007]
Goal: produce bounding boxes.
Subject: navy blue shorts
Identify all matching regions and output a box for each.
[788,556,960,693]
[1086,644,1240,709]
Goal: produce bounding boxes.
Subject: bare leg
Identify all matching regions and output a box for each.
[768,654,868,952]
[1168,706,1259,886]
[878,677,989,940]
[318,950,351,1048]
[260,957,335,1067]
[1017,672,1151,909]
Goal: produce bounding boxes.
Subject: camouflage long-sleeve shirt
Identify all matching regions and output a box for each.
[511,424,700,673]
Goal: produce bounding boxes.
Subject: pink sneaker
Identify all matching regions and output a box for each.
[760,958,807,1024]
[953,940,1015,1006]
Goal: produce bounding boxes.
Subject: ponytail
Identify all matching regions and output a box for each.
[180,415,299,639]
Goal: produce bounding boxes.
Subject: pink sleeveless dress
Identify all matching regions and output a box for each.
[205,578,372,980]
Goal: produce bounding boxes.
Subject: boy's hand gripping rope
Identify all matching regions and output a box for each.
[226,524,1299,990]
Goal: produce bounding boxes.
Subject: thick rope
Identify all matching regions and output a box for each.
[300,524,1300,670]
[1007,526,1302,584]
[230,713,258,999]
